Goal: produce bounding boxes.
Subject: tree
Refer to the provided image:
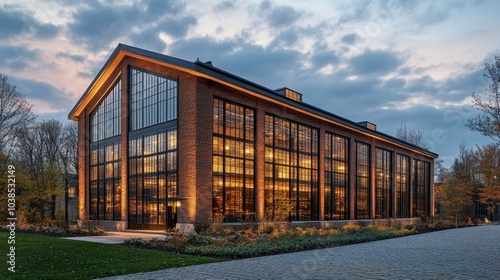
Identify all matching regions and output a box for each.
[474,143,500,220]
[396,122,428,149]
[466,56,500,142]
[0,74,35,155]
[436,144,478,226]
[14,120,66,221]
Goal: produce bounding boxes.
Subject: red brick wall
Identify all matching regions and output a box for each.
[77,55,436,229]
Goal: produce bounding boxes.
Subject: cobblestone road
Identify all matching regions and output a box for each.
[100,225,500,279]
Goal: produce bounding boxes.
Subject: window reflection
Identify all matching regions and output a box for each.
[90,80,121,142]
[130,68,177,131]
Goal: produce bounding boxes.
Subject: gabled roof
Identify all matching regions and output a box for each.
[69,43,438,158]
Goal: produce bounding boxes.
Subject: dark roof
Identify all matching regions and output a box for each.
[69,43,438,158]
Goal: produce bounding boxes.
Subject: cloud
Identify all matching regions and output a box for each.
[55,52,85,62]
[349,50,402,76]
[145,0,185,17]
[0,45,39,70]
[267,5,301,28]
[8,76,74,113]
[341,33,361,45]
[67,0,191,52]
[157,16,197,38]
[0,4,59,40]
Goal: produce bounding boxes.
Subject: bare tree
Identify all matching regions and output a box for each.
[0,74,35,155]
[14,120,66,221]
[467,56,500,142]
[60,122,78,223]
[396,122,429,149]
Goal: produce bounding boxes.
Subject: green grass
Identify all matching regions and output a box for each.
[0,232,220,280]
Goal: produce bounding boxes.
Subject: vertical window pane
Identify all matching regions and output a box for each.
[90,79,121,142]
[356,142,370,219]
[212,98,255,222]
[375,148,392,219]
[264,114,319,221]
[130,68,177,130]
[325,133,349,220]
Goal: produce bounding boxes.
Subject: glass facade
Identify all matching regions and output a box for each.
[356,142,370,219]
[128,128,177,228]
[90,80,121,142]
[413,159,431,217]
[325,133,349,220]
[396,154,410,218]
[89,80,122,220]
[128,68,178,229]
[130,68,177,131]
[264,115,319,221]
[212,98,255,222]
[375,148,392,218]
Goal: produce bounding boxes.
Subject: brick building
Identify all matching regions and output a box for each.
[69,44,438,231]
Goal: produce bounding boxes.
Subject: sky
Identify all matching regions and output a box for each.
[1,0,499,168]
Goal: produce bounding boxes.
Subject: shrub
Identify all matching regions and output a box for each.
[124,238,146,246]
[187,233,213,245]
[194,221,211,234]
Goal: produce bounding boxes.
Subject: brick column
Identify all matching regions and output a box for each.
[255,100,266,221]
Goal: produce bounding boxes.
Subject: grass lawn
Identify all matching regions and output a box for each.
[0,232,221,280]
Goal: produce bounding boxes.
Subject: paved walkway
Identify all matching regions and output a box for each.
[100,225,500,279]
[64,231,168,244]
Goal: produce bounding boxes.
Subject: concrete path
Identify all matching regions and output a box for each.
[64,231,168,244]
[100,225,500,279]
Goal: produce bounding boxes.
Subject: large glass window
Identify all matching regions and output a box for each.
[130,68,177,130]
[264,115,319,221]
[212,98,255,222]
[89,142,121,220]
[90,80,121,142]
[128,128,177,229]
[396,154,410,218]
[89,79,122,220]
[356,142,370,219]
[325,133,349,220]
[413,159,431,217]
[375,148,392,218]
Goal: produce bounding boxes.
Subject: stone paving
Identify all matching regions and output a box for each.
[100,225,500,279]
[64,231,168,244]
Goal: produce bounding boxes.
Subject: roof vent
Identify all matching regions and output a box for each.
[357,121,376,131]
[274,87,302,102]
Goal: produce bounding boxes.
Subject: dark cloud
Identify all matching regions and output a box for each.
[129,28,166,52]
[8,76,74,111]
[310,51,340,69]
[349,50,402,76]
[0,45,39,70]
[169,36,302,89]
[214,0,237,11]
[341,33,361,45]
[145,0,185,17]
[67,0,190,52]
[268,5,301,28]
[158,16,197,38]
[56,52,85,62]
[0,4,59,40]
